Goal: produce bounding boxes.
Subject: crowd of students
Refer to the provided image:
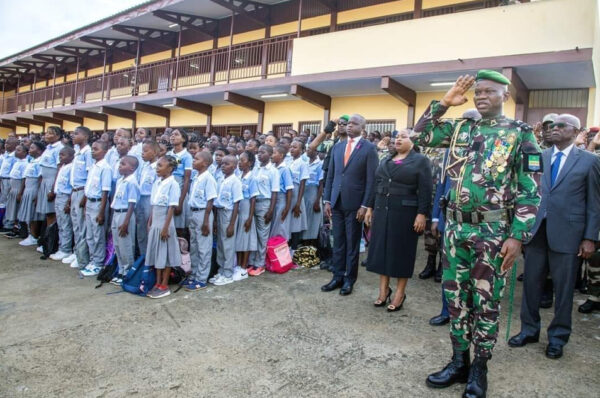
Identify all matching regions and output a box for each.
[0,126,326,299]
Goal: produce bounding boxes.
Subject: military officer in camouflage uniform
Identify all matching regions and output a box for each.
[412,71,542,398]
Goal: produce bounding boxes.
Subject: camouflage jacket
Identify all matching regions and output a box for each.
[413,101,542,241]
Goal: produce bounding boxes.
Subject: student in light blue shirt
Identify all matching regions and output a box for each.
[68,127,94,259]
[49,147,75,260]
[302,146,325,241]
[211,155,243,286]
[18,141,45,245]
[81,141,113,276]
[167,128,193,232]
[185,151,218,290]
[110,156,140,283]
[36,127,64,221]
[288,140,310,248]
[135,139,159,257]
[270,145,293,240]
[235,151,259,279]
[1,137,18,230]
[4,144,29,234]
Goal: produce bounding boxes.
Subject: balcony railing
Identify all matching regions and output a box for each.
[0,35,294,114]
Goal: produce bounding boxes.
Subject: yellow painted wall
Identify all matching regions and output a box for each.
[62,121,79,132]
[35,81,47,89]
[271,21,297,37]
[331,95,409,129]
[212,104,258,125]
[264,100,324,132]
[0,127,12,138]
[44,122,62,131]
[107,115,134,130]
[136,112,168,128]
[28,124,44,133]
[170,109,208,126]
[83,118,105,131]
[292,0,596,75]
[112,59,135,71]
[18,85,31,93]
[233,29,266,45]
[300,15,330,30]
[180,39,215,56]
[338,0,414,24]
[87,66,105,77]
[16,126,28,135]
[141,50,172,65]
[423,0,473,9]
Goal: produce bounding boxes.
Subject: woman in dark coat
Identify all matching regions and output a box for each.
[365,129,432,311]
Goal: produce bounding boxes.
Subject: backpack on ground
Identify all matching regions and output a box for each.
[265,235,294,274]
[292,245,320,268]
[95,254,118,288]
[40,222,59,259]
[177,237,192,274]
[122,256,155,296]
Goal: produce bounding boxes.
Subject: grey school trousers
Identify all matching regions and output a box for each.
[111,210,136,275]
[216,208,235,278]
[189,208,213,283]
[55,193,73,254]
[85,199,106,267]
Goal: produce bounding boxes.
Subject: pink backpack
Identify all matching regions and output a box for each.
[177,237,192,274]
[265,235,294,274]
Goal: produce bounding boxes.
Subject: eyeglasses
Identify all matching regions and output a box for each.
[549,122,578,129]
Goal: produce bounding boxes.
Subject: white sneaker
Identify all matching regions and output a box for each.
[232,266,248,281]
[19,235,37,246]
[69,259,79,269]
[50,251,70,261]
[208,273,221,284]
[80,264,101,277]
[62,253,76,264]
[36,246,44,253]
[213,275,234,286]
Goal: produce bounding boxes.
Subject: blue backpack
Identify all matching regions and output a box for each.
[122,256,155,296]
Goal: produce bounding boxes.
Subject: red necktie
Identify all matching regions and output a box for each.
[344,138,354,166]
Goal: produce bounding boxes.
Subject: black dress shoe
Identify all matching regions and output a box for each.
[419,254,436,279]
[426,349,470,388]
[463,356,488,398]
[321,278,343,292]
[429,314,450,326]
[517,272,524,282]
[339,281,353,296]
[545,343,563,359]
[578,299,600,313]
[508,332,539,347]
[361,259,367,267]
[540,296,553,309]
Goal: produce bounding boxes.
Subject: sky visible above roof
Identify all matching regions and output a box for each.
[0,0,148,59]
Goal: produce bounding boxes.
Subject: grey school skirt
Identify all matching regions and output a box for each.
[145,205,182,270]
[173,175,189,229]
[18,178,42,223]
[235,198,257,251]
[36,166,57,214]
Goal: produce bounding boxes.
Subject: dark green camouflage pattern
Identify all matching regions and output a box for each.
[586,251,600,302]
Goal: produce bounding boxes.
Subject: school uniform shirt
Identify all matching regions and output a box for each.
[0,151,16,178]
[54,163,73,195]
[289,157,310,185]
[39,142,64,168]
[70,144,93,189]
[111,174,140,210]
[211,166,225,191]
[284,152,293,167]
[84,159,112,199]
[254,162,280,199]
[150,175,181,207]
[8,158,28,180]
[139,161,157,197]
[240,172,259,200]
[105,146,119,168]
[214,174,243,210]
[306,158,324,186]
[167,148,193,178]
[188,170,218,209]
[276,163,294,194]
[24,157,42,178]
[129,143,143,158]
[111,156,124,183]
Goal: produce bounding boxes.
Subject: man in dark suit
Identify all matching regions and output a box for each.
[322,114,379,295]
[509,114,600,359]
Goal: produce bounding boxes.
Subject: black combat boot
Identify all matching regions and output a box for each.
[419,254,437,279]
[426,348,470,388]
[434,256,443,283]
[463,356,488,398]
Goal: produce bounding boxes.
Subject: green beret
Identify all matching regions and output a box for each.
[339,115,349,122]
[476,70,511,85]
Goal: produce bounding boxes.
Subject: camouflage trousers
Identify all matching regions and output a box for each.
[587,251,600,302]
[443,220,509,358]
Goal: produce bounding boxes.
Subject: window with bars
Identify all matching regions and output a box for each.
[529,89,588,108]
[272,123,293,137]
[298,121,321,135]
[210,124,258,137]
[365,119,396,134]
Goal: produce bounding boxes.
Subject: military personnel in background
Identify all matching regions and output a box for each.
[533,113,558,149]
[412,70,542,398]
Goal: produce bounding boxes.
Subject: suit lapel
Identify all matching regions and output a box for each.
[343,138,363,170]
[552,146,580,190]
[543,149,552,190]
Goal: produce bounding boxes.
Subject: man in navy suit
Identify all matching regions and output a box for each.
[322,114,379,295]
[509,114,600,359]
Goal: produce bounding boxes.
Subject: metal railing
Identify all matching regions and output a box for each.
[1,35,294,114]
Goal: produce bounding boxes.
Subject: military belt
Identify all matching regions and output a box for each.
[446,208,510,224]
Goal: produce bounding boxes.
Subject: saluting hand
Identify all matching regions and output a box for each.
[440,75,475,107]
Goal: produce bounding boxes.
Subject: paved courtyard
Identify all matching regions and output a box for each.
[0,237,598,397]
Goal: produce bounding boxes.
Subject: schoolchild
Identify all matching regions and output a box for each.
[302,145,324,244]
[167,129,192,236]
[4,144,29,236]
[49,147,75,260]
[18,141,45,246]
[135,139,158,257]
[269,145,293,240]
[235,150,258,280]
[288,140,309,250]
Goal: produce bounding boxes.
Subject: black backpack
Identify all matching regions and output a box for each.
[95,256,118,288]
[39,222,59,260]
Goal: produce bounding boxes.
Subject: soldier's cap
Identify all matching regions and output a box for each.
[542,113,558,125]
[339,115,349,122]
[475,70,511,85]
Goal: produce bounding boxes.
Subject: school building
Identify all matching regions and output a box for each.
[0,0,598,138]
